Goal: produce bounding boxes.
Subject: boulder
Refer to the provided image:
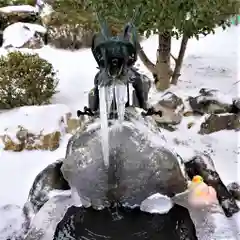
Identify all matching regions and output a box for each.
[63,108,188,209]
[185,154,239,217]
[2,22,47,49]
[199,113,240,134]
[38,131,61,151]
[24,193,73,240]
[46,22,94,49]
[0,5,39,41]
[149,92,183,129]
[0,6,38,30]
[23,159,70,225]
[59,112,89,135]
[157,92,184,112]
[151,104,182,125]
[188,88,232,115]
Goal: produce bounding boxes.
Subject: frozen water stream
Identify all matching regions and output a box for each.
[98,84,128,167]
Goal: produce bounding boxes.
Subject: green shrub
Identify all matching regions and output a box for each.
[44,0,96,49]
[0,51,59,109]
[47,0,96,29]
[44,0,122,49]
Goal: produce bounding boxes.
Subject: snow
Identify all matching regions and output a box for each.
[0,5,37,13]
[0,24,239,239]
[140,193,173,214]
[0,205,25,238]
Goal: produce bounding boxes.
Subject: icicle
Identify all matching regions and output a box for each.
[128,84,134,106]
[115,84,128,124]
[99,86,110,167]
[105,86,114,116]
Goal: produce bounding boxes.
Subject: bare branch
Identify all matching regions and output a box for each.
[171,33,189,85]
[136,42,156,74]
[170,53,177,63]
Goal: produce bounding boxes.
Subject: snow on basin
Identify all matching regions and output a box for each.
[0,5,37,13]
[140,193,173,214]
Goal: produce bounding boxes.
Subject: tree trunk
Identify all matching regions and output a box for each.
[171,33,189,85]
[155,32,172,91]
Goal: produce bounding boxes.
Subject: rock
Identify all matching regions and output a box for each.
[0,11,38,30]
[23,193,73,240]
[1,128,61,151]
[59,112,86,135]
[158,123,177,132]
[199,88,217,96]
[149,92,183,129]
[23,159,70,229]
[157,92,184,111]
[46,24,94,49]
[21,32,45,49]
[63,108,188,209]
[40,131,61,151]
[185,154,239,217]
[188,88,232,115]
[16,127,28,142]
[187,122,195,129]
[65,112,82,134]
[183,111,202,117]
[199,113,240,134]
[1,134,24,151]
[227,182,240,200]
[2,22,47,49]
[151,103,182,126]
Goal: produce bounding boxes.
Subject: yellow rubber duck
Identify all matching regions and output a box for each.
[188,175,218,207]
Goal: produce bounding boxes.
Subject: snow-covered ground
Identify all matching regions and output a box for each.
[0,26,239,239]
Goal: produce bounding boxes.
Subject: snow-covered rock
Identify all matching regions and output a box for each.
[188,88,233,115]
[0,5,37,14]
[199,113,239,134]
[2,22,47,48]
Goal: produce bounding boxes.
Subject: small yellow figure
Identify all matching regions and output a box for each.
[188,175,218,208]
